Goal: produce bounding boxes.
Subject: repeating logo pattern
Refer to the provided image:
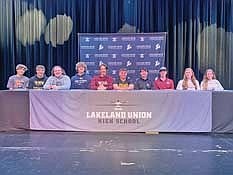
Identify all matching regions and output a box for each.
[79,33,166,81]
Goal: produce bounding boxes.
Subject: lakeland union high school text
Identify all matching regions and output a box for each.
[86,112,152,119]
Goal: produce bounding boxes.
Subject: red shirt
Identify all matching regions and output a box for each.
[90,75,113,90]
[154,78,174,90]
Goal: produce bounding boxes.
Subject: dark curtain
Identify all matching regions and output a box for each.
[0,0,233,89]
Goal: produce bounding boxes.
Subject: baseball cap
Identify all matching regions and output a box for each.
[159,67,167,72]
[16,64,28,71]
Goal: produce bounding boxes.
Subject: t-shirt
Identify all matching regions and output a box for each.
[114,78,133,88]
[7,75,29,89]
[28,75,48,89]
[70,73,92,89]
[134,78,154,90]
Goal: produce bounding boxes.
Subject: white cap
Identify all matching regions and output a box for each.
[16,64,28,71]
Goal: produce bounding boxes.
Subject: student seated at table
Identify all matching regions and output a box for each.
[113,68,134,90]
[200,68,224,91]
[134,68,154,90]
[28,65,48,89]
[43,65,71,90]
[90,63,113,90]
[176,68,200,90]
[7,64,29,90]
[70,62,91,89]
[154,67,174,90]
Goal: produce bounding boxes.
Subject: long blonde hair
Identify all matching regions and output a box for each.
[182,68,198,90]
[202,69,216,90]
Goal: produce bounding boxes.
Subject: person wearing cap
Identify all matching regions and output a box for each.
[113,68,134,90]
[70,62,92,89]
[90,63,113,90]
[28,65,48,89]
[7,64,29,90]
[134,68,154,90]
[43,65,71,90]
[176,68,200,90]
[154,67,174,90]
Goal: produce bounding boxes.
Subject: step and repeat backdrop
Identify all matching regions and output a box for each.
[78,33,167,81]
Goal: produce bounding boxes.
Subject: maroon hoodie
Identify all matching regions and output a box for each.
[90,75,113,90]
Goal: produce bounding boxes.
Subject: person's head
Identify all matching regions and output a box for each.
[35,65,45,78]
[119,68,128,80]
[159,67,168,78]
[204,69,216,80]
[183,68,195,80]
[16,64,27,76]
[51,65,65,78]
[75,62,87,75]
[140,68,148,80]
[99,64,108,77]
[182,68,198,90]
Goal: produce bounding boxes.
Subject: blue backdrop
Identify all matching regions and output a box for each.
[79,33,166,80]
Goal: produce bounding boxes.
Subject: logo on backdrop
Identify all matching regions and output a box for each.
[155,60,160,67]
[155,43,161,50]
[112,37,117,42]
[98,44,104,50]
[126,60,132,67]
[140,54,144,58]
[126,44,132,50]
[79,33,167,80]
[85,37,90,42]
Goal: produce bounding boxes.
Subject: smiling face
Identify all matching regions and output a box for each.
[99,65,107,77]
[77,65,85,75]
[36,68,45,78]
[159,70,167,78]
[206,69,214,80]
[53,66,63,78]
[119,70,127,80]
[140,69,148,79]
[16,68,26,76]
[184,68,193,80]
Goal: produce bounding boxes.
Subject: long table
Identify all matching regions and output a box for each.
[212,91,233,133]
[1,90,220,132]
[0,91,29,131]
[30,90,212,132]
[1,90,233,132]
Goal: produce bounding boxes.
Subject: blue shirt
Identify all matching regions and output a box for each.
[71,73,92,89]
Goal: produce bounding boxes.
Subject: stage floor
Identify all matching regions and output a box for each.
[0,131,233,175]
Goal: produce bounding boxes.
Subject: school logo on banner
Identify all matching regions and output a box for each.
[79,33,167,81]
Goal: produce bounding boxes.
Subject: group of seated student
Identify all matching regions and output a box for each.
[6,63,224,91]
[176,67,224,90]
